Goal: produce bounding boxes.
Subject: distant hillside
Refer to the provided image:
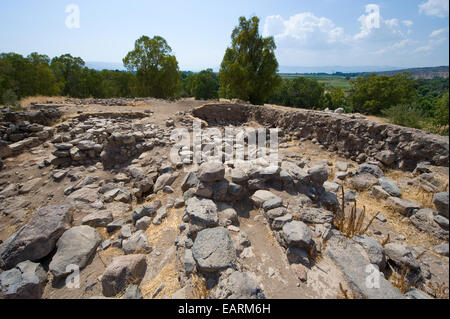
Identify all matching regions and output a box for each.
[370,66,449,79]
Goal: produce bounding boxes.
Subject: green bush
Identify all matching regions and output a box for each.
[2,89,22,110]
[382,104,424,129]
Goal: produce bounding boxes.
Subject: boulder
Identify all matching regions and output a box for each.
[192,227,236,273]
[433,192,449,218]
[349,173,378,191]
[213,271,265,299]
[379,177,402,197]
[101,254,147,297]
[281,221,314,250]
[0,205,73,270]
[353,235,386,270]
[82,211,113,228]
[49,226,101,278]
[410,208,448,240]
[357,163,384,178]
[0,261,48,299]
[250,190,281,208]
[122,231,152,254]
[185,197,219,227]
[308,165,328,185]
[387,197,421,216]
[384,243,420,270]
[197,162,225,183]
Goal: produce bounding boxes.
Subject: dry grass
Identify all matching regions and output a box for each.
[356,191,443,248]
[145,207,181,246]
[337,282,353,299]
[334,186,378,239]
[422,281,450,299]
[140,259,181,299]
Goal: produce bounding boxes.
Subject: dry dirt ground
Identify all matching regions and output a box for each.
[0,97,448,299]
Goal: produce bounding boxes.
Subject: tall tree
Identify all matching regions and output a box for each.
[123,35,181,98]
[219,16,281,105]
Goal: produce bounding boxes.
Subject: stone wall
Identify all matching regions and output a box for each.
[193,104,449,171]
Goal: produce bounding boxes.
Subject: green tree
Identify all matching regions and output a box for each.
[324,87,346,110]
[219,16,281,105]
[191,69,219,100]
[50,54,86,97]
[268,77,325,109]
[433,92,449,128]
[349,72,416,114]
[123,35,181,98]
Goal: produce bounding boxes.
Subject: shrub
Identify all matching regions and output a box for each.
[382,104,424,129]
[2,89,22,110]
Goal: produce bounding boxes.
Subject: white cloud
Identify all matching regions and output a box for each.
[355,4,381,39]
[419,0,449,18]
[384,18,399,28]
[430,27,448,37]
[263,12,349,49]
[415,37,447,53]
[402,20,414,27]
[262,5,447,67]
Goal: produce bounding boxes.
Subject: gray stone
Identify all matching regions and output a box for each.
[123,284,143,299]
[192,227,236,273]
[231,168,249,184]
[308,165,328,185]
[82,211,113,228]
[122,230,152,254]
[379,177,402,197]
[286,247,310,266]
[154,173,177,193]
[433,243,449,257]
[0,205,73,270]
[271,214,293,230]
[324,181,341,193]
[132,205,156,224]
[101,254,147,297]
[325,232,404,299]
[49,225,101,278]
[185,197,219,227]
[353,235,386,270]
[410,208,448,240]
[263,197,283,211]
[281,221,314,250]
[384,243,420,270]
[375,150,396,166]
[197,162,225,183]
[135,216,152,231]
[181,172,199,192]
[371,185,390,199]
[357,163,384,178]
[433,192,449,218]
[184,249,196,275]
[0,261,48,299]
[350,173,379,191]
[387,197,421,216]
[213,271,265,299]
[405,289,433,299]
[251,190,281,208]
[293,207,334,225]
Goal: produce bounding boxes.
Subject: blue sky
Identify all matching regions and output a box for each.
[0,0,448,71]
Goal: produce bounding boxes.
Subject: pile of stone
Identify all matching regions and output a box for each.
[49,116,173,168]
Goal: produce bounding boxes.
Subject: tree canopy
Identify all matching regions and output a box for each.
[123,35,181,99]
[219,16,281,105]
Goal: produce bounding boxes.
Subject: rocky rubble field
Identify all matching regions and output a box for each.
[0,98,448,299]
